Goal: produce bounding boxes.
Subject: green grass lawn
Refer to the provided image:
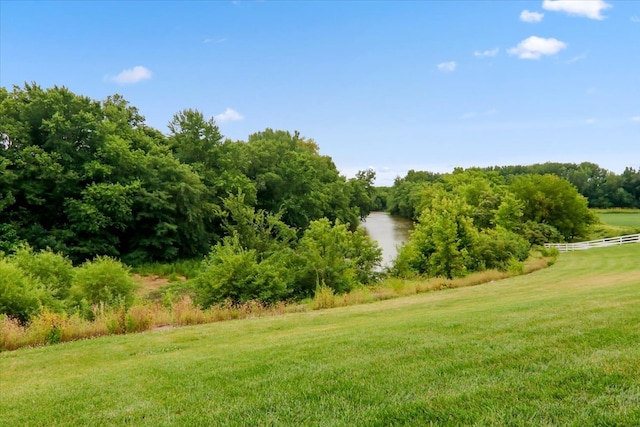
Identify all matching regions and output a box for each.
[598,212,640,229]
[2,244,640,426]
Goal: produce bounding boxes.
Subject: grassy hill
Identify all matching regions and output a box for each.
[2,244,640,426]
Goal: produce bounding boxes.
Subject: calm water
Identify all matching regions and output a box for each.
[362,211,413,269]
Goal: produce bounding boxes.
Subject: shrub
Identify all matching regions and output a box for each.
[11,245,74,302]
[296,219,381,296]
[195,236,290,307]
[520,221,564,246]
[312,284,336,310]
[71,256,136,309]
[0,259,43,322]
[471,228,530,271]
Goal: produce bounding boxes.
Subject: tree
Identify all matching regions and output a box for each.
[396,196,475,278]
[296,219,382,296]
[510,174,596,241]
[244,129,358,230]
[348,168,377,220]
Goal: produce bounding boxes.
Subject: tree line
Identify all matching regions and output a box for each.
[0,84,377,264]
[385,168,598,278]
[0,84,384,319]
[380,162,640,215]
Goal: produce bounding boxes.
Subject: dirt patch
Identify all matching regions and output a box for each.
[133,274,186,297]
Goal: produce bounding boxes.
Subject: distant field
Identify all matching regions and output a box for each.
[2,245,640,426]
[597,211,640,229]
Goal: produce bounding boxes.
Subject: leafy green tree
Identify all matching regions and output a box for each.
[168,109,223,168]
[510,174,596,241]
[296,218,382,295]
[348,168,377,220]
[244,129,359,230]
[398,196,476,278]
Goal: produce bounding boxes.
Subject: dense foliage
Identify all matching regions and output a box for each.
[0,84,374,264]
[390,169,595,278]
[0,84,383,320]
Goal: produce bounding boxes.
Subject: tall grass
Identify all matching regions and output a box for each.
[130,259,203,279]
[1,254,555,351]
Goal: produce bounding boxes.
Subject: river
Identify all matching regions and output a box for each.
[362,211,413,269]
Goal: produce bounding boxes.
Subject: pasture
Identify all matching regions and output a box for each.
[597,210,640,229]
[2,244,640,426]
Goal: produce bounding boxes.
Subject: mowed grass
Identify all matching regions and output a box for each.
[597,211,640,229]
[2,245,640,426]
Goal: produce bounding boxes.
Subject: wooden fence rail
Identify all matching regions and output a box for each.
[544,233,640,252]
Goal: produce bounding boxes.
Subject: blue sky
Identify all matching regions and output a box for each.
[1,0,639,185]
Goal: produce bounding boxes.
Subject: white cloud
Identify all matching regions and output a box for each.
[474,48,499,58]
[586,118,596,125]
[215,108,244,123]
[508,36,567,60]
[632,116,640,122]
[461,112,477,120]
[520,10,544,23]
[632,16,640,23]
[104,65,153,84]
[437,61,457,72]
[109,65,152,84]
[542,0,612,20]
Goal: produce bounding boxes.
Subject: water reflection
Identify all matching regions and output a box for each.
[362,211,413,269]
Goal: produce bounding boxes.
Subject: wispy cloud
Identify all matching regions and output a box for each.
[203,37,227,44]
[215,108,244,123]
[508,36,567,60]
[566,53,588,64]
[106,65,152,84]
[520,10,544,23]
[437,61,457,72]
[460,109,497,120]
[474,48,499,58]
[631,16,640,23]
[542,0,612,20]
[632,116,640,122]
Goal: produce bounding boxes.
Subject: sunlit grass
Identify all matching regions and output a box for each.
[2,244,640,425]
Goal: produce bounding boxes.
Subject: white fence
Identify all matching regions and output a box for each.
[544,234,640,252]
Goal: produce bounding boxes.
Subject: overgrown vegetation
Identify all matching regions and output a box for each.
[0,251,554,351]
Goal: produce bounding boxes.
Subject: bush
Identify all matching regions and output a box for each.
[11,245,74,302]
[471,228,530,271]
[71,256,136,309]
[520,221,564,246]
[0,259,43,322]
[296,219,382,295]
[195,236,291,307]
